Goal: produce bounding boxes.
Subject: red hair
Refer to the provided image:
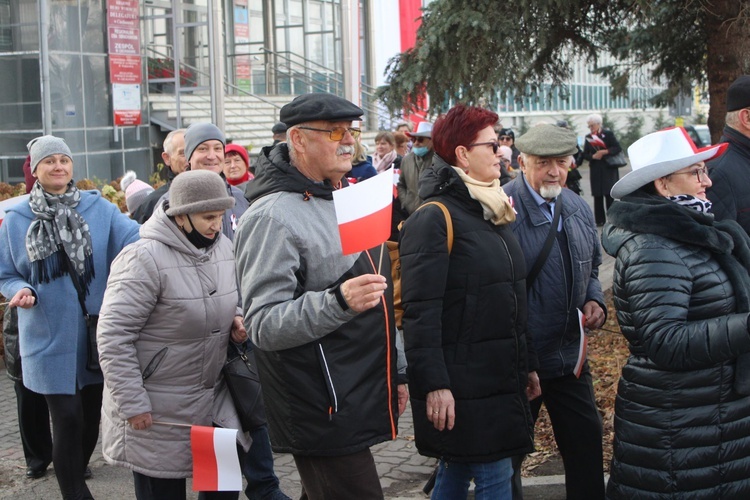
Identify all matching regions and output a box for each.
[432,105,499,166]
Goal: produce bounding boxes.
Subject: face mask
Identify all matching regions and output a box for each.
[413,146,429,157]
[183,214,220,249]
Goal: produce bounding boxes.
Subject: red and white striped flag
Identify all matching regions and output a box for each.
[191,426,242,492]
[333,169,393,255]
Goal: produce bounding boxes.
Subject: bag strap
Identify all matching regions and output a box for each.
[62,253,90,318]
[526,196,562,288]
[418,201,454,254]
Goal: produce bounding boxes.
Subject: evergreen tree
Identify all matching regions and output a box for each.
[378,0,750,142]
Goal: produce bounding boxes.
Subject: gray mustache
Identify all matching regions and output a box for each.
[337,145,354,156]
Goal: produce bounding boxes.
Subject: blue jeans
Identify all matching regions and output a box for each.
[431,457,513,500]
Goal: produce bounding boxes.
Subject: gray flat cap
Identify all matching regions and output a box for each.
[515,124,578,157]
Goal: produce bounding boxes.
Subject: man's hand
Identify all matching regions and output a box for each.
[9,288,35,309]
[340,274,387,312]
[526,371,541,401]
[582,300,605,330]
[127,412,153,430]
[397,384,409,416]
[231,315,248,343]
[426,388,455,431]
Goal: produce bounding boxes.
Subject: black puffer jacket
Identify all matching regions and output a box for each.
[707,125,750,234]
[602,192,750,499]
[399,157,534,463]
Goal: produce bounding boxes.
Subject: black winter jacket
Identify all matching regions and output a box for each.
[237,144,400,456]
[400,157,534,463]
[582,128,622,197]
[707,125,750,235]
[602,192,750,499]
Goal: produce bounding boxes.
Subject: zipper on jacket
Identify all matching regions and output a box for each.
[499,233,535,445]
[316,344,338,420]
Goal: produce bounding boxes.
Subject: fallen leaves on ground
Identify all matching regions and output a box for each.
[522,290,629,476]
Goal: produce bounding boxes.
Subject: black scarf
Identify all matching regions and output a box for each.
[609,191,750,393]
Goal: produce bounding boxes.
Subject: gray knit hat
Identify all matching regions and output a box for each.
[166,170,235,216]
[27,135,73,173]
[184,123,226,163]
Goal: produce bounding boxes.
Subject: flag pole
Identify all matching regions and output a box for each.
[377,242,385,275]
[152,420,193,428]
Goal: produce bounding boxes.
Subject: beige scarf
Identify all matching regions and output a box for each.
[452,167,515,225]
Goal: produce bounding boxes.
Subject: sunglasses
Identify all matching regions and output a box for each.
[297,126,361,141]
[413,136,430,144]
[467,141,500,154]
[498,136,513,141]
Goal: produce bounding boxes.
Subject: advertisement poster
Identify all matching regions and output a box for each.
[234,0,251,92]
[107,0,141,125]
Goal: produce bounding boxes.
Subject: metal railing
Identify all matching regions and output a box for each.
[145,45,281,139]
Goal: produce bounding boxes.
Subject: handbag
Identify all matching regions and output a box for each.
[64,255,101,372]
[604,151,627,168]
[222,342,267,431]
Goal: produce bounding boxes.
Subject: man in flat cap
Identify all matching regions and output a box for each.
[271,122,287,146]
[397,121,434,215]
[234,93,406,499]
[503,124,606,500]
[707,75,750,235]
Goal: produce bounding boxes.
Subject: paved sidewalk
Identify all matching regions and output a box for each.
[0,165,619,499]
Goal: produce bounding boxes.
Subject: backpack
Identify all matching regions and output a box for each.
[388,201,454,329]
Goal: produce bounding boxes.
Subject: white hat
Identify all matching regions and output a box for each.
[407,121,433,138]
[610,127,727,199]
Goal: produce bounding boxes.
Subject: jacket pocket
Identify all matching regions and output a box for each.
[316,344,338,420]
[142,347,168,380]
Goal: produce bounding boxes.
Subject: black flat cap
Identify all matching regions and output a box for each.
[727,75,750,112]
[280,93,363,127]
[271,122,287,134]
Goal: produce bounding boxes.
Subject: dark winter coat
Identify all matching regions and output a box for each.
[707,125,750,235]
[399,156,535,463]
[503,175,606,379]
[602,192,750,499]
[582,128,622,197]
[235,144,400,456]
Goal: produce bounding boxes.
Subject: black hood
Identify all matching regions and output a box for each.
[244,143,345,204]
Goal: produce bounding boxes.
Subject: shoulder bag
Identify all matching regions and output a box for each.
[64,256,101,373]
[604,151,627,168]
[222,342,267,432]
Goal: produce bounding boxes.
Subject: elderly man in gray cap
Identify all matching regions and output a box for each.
[503,124,606,500]
[234,92,407,500]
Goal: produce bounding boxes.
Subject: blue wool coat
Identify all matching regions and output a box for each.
[0,191,140,395]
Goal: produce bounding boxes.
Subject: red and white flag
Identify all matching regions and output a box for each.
[191,426,242,492]
[333,169,393,255]
[586,134,607,149]
[0,194,29,228]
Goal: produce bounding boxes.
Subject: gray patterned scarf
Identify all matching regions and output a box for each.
[26,181,94,294]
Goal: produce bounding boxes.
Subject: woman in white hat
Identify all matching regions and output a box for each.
[602,127,750,498]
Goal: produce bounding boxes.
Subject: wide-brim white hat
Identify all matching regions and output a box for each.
[610,127,727,199]
[407,121,433,138]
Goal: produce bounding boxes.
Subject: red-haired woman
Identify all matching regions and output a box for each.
[399,105,537,499]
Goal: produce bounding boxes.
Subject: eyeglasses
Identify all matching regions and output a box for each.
[297,126,361,141]
[467,141,500,154]
[413,136,430,144]
[498,136,513,141]
[671,166,709,182]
